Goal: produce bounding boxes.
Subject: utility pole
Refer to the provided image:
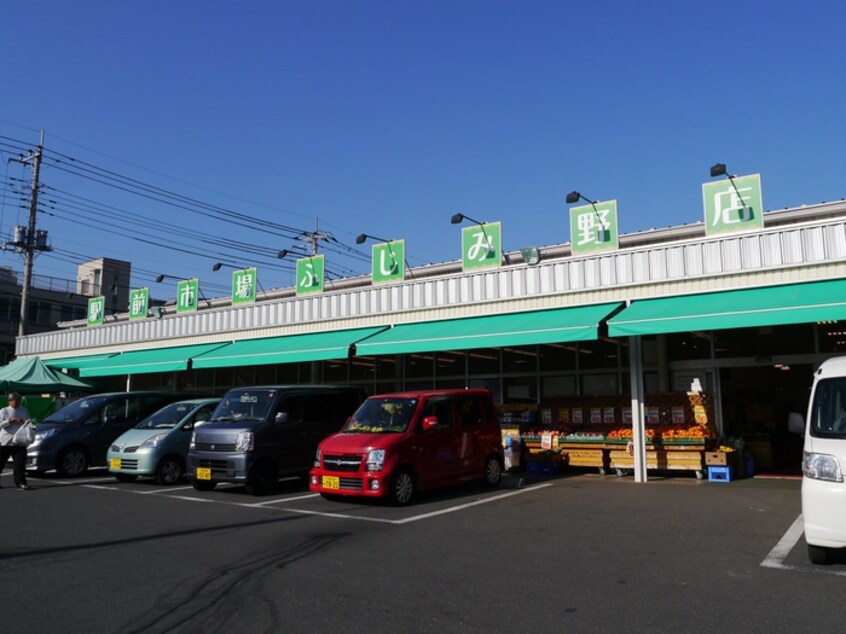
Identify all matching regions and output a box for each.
[6,130,50,336]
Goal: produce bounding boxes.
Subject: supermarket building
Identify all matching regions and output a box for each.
[15,196,846,482]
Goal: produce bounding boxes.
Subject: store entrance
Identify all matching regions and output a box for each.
[719,364,809,476]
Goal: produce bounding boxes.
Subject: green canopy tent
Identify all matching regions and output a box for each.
[0,356,96,394]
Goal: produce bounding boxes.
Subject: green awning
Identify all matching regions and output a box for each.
[353,303,622,357]
[43,353,120,370]
[79,343,230,377]
[607,278,846,337]
[190,326,389,369]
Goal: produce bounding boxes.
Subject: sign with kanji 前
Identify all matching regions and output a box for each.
[177,279,199,313]
[702,173,763,235]
[371,240,405,284]
[129,288,149,320]
[460,221,501,271]
[87,296,105,326]
[569,200,619,255]
[296,255,324,295]
[231,268,257,304]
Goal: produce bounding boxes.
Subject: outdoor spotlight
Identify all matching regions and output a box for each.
[566,191,581,204]
[355,234,367,244]
[155,274,165,283]
[212,262,222,271]
[450,213,464,224]
[710,163,727,178]
[277,250,288,259]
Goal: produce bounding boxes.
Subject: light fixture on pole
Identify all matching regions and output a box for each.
[155,273,182,284]
[709,163,735,179]
[356,233,393,245]
[520,246,541,266]
[566,191,597,206]
[450,212,486,226]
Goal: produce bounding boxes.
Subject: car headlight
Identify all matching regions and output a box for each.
[234,431,254,452]
[314,447,321,468]
[803,451,843,482]
[137,434,167,452]
[32,428,57,446]
[366,449,385,472]
[190,431,196,451]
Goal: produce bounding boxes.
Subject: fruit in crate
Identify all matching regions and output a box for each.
[564,430,605,441]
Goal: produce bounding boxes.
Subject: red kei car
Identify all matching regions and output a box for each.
[309,388,504,505]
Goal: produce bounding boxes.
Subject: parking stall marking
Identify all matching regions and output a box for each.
[761,513,846,577]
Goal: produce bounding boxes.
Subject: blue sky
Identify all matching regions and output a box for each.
[1,1,844,298]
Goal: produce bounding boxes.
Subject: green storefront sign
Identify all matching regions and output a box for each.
[87,296,105,326]
[129,288,149,320]
[177,279,199,313]
[702,173,763,235]
[371,240,405,284]
[461,221,502,271]
[232,268,257,304]
[296,255,325,295]
[569,200,619,255]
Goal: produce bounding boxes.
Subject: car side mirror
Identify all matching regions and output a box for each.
[788,412,805,434]
[422,415,439,431]
[275,412,289,425]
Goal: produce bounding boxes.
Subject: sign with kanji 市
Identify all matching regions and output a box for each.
[296,255,325,295]
[461,221,502,271]
[371,240,405,284]
[231,268,257,304]
[569,200,619,255]
[702,173,763,235]
[177,278,199,313]
[129,288,149,320]
[86,296,105,326]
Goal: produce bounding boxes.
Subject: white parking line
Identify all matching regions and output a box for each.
[248,493,320,506]
[761,513,846,576]
[54,476,116,485]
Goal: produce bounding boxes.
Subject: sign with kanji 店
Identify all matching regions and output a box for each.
[87,296,105,326]
[129,288,149,320]
[296,255,324,295]
[177,279,199,313]
[231,268,257,304]
[460,221,502,272]
[702,173,763,235]
[569,200,619,256]
[371,240,405,284]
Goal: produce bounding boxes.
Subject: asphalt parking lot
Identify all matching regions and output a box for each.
[1,468,842,633]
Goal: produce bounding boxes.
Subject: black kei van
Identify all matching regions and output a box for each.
[187,385,366,495]
[27,391,184,476]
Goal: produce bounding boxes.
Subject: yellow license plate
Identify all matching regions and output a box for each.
[322,475,340,490]
[196,467,212,480]
[110,458,121,470]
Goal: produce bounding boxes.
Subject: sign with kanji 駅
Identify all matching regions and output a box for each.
[87,296,105,326]
[177,278,199,313]
[231,268,257,304]
[702,173,763,235]
[461,221,501,271]
[129,288,149,320]
[296,255,324,295]
[569,200,619,255]
[371,240,405,284]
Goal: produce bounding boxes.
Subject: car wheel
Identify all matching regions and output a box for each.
[114,473,138,483]
[56,447,89,477]
[246,461,277,496]
[389,468,415,506]
[155,456,184,486]
[808,544,834,565]
[191,479,216,491]
[484,454,502,487]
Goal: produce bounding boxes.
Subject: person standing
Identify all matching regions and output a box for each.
[0,392,32,490]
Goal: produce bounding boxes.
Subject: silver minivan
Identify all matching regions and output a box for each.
[789,356,846,564]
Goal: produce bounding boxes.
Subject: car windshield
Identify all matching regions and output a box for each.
[810,377,846,438]
[210,389,277,422]
[343,397,417,433]
[41,396,110,424]
[135,402,197,430]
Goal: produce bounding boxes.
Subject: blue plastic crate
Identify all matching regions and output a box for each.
[527,461,558,476]
[707,465,733,482]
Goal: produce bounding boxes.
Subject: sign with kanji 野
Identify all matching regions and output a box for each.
[87,296,105,326]
[461,221,502,271]
[231,268,257,304]
[569,200,619,255]
[296,255,324,295]
[371,240,405,284]
[702,173,763,235]
[177,279,199,313]
[129,288,149,320]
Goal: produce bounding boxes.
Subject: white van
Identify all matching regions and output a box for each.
[789,356,846,564]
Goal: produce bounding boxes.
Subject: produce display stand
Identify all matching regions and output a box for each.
[606,439,706,479]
